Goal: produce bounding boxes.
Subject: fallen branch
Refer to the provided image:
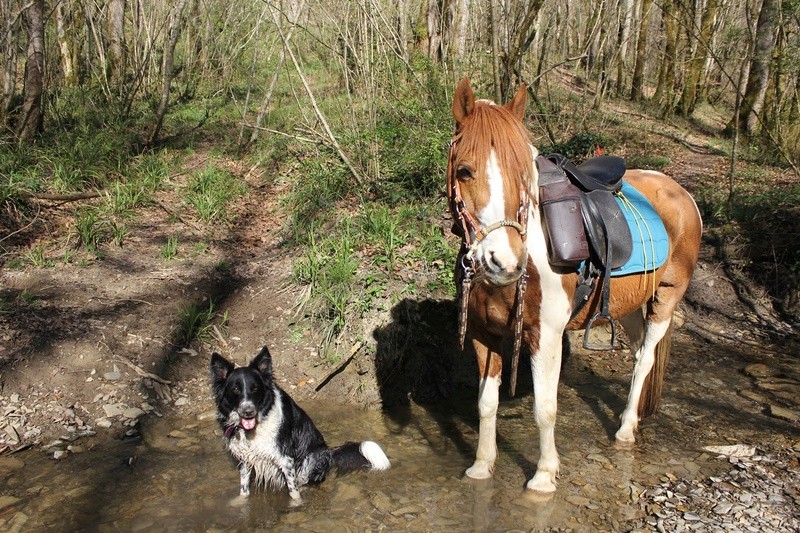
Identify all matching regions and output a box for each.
[314,340,364,392]
[113,353,172,385]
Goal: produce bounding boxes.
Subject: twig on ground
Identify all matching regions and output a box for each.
[113,353,172,385]
[314,340,364,392]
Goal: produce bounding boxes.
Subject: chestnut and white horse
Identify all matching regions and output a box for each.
[447,79,702,493]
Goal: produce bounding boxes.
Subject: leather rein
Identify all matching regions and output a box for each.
[448,143,532,397]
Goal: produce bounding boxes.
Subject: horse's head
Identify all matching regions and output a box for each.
[448,78,537,287]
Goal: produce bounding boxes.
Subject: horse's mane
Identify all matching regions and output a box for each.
[452,101,536,199]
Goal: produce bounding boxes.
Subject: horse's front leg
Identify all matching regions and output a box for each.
[465,335,503,480]
[526,325,563,493]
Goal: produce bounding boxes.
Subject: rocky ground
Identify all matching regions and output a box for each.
[630,446,800,532]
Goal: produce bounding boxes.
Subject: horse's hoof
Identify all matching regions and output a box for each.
[465,461,494,480]
[614,429,636,448]
[526,474,557,494]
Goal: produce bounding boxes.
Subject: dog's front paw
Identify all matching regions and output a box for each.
[288,490,303,507]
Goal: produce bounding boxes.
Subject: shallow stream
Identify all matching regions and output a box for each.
[2,338,797,532]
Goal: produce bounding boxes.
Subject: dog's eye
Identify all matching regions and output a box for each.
[231,386,241,395]
[250,384,259,393]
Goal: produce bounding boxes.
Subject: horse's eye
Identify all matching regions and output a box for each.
[456,165,473,181]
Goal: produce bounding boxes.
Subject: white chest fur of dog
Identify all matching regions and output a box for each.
[225,386,288,491]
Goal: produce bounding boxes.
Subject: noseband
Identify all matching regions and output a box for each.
[448,141,531,397]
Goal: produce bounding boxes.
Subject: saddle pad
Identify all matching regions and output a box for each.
[610,180,669,276]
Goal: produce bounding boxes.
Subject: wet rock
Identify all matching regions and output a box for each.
[566,495,591,506]
[2,511,28,533]
[702,444,756,458]
[0,496,21,511]
[391,504,424,516]
[587,453,610,464]
[743,363,778,379]
[0,457,25,471]
[768,404,799,422]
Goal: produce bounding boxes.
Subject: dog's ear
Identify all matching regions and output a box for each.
[210,352,234,391]
[250,346,272,379]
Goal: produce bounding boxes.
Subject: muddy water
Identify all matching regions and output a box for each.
[2,339,796,532]
[0,403,733,531]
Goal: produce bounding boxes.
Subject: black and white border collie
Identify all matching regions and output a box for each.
[210,346,390,502]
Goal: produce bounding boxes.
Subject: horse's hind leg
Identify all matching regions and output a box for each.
[615,283,684,445]
[465,336,503,480]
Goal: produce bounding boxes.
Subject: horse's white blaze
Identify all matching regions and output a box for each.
[465,375,500,479]
[475,150,518,275]
[616,319,672,443]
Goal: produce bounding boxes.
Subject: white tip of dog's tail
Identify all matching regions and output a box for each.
[360,441,391,471]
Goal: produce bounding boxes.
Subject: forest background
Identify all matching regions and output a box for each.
[1,0,799,357]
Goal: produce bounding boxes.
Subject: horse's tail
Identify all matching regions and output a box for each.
[637,319,672,419]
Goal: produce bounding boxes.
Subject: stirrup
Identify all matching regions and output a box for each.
[582,311,618,350]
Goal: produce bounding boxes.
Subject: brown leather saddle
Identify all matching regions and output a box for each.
[537,154,632,349]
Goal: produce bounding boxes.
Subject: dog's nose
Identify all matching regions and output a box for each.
[241,406,256,419]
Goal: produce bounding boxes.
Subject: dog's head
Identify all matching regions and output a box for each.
[210,346,275,435]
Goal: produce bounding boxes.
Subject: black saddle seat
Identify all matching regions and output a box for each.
[546,154,626,192]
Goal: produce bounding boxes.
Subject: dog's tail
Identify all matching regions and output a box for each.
[331,441,390,472]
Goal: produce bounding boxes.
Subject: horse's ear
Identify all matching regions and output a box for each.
[452,78,475,125]
[505,83,527,121]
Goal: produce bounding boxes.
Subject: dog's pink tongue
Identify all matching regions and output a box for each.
[241,418,256,431]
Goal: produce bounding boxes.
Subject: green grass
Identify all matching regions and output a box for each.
[178,300,228,345]
[185,164,246,222]
[26,245,53,267]
[359,204,409,271]
[162,235,179,260]
[74,207,105,253]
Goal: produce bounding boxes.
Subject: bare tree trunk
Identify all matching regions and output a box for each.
[616,0,634,96]
[148,0,189,146]
[17,0,45,141]
[1,0,21,125]
[501,0,544,100]
[397,0,410,61]
[678,0,719,116]
[489,0,501,102]
[55,0,81,86]
[107,0,126,83]
[630,0,652,101]
[453,0,469,62]
[427,0,442,61]
[654,0,677,113]
[734,0,779,135]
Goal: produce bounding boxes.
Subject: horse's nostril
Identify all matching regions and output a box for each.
[488,251,503,270]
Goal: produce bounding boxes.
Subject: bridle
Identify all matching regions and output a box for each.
[447,139,532,397]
